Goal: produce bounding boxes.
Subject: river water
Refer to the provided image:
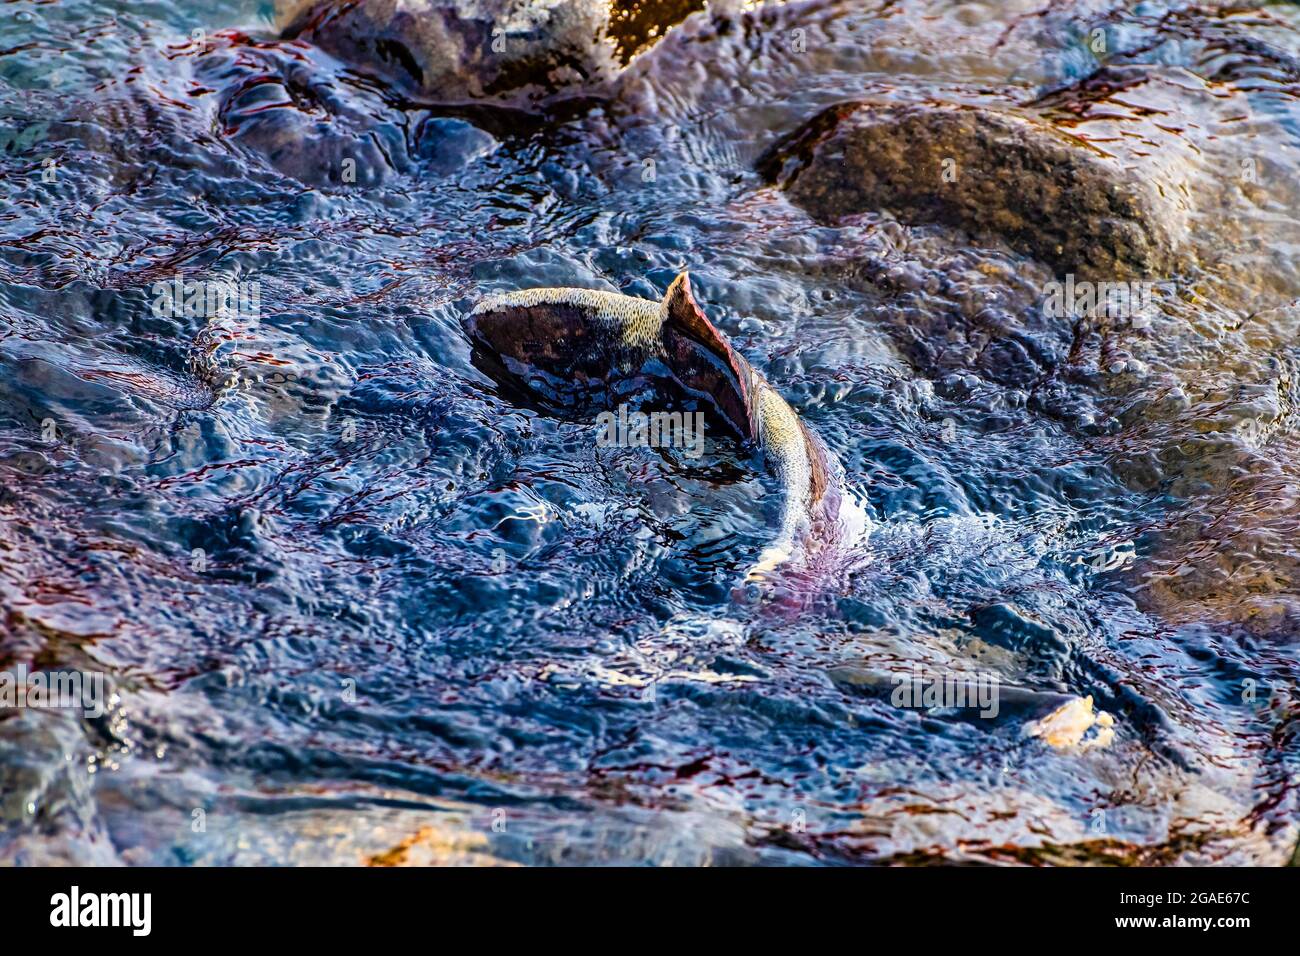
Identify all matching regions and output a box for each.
[1,0,1297,864]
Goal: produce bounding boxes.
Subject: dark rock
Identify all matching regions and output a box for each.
[413,115,498,174]
[277,0,619,103]
[206,41,415,188]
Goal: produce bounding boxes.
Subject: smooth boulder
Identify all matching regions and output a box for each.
[758,100,1190,278]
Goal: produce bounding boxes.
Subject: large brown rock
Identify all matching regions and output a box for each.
[276,0,619,102]
[758,100,1190,278]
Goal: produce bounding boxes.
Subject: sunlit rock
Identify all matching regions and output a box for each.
[1026,695,1115,750]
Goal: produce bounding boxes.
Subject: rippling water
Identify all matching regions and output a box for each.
[1,0,1298,865]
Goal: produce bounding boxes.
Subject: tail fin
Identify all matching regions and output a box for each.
[660,272,758,443]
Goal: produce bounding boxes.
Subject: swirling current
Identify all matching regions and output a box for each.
[1,0,1298,865]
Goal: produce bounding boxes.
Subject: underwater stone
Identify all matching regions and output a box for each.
[758,100,1189,278]
[276,0,618,102]
[414,115,499,175]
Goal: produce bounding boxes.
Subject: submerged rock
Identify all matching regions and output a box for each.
[275,0,619,102]
[213,45,415,188]
[413,115,499,175]
[758,100,1190,278]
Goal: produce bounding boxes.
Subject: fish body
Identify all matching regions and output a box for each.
[467,272,855,584]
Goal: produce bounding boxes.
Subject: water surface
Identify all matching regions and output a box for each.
[1,0,1298,864]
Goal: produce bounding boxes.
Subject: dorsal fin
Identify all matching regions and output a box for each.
[660,272,757,442]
